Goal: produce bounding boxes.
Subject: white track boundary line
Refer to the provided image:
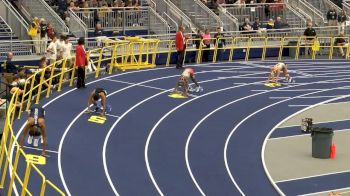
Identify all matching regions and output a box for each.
[23,146,59,154]
[275,169,350,183]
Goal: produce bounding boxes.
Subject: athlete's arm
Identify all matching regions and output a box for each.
[190,75,199,87]
[39,119,47,157]
[19,120,32,148]
[100,93,106,117]
[87,92,94,111]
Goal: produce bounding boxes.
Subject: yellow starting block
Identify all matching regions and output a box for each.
[26,154,46,165]
[88,115,107,124]
[264,83,281,88]
[168,93,188,99]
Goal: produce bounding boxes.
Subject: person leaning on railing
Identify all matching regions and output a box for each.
[2,52,18,84]
[334,33,348,58]
[303,22,317,56]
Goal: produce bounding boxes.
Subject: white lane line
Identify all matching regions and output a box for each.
[223,80,350,196]
[262,93,350,196]
[268,128,350,140]
[103,78,167,91]
[275,169,350,183]
[103,78,199,98]
[298,95,348,99]
[23,146,59,154]
[269,97,291,99]
[105,114,120,118]
[10,62,247,196]
[288,105,312,107]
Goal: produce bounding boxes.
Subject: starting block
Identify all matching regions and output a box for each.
[26,154,46,165]
[88,115,107,124]
[168,92,187,99]
[264,83,281,87]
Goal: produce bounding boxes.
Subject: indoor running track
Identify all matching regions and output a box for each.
[10,60,350,196]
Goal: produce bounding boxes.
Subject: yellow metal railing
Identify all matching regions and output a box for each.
[1,35,350,195]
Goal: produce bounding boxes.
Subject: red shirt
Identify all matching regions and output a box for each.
[75,44,87,68]
[175,31,185,51]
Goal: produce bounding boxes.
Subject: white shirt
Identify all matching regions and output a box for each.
[46,41,57,60]
[61,42,72,59]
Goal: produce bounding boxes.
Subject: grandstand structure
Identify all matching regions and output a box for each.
[1,0,350,195]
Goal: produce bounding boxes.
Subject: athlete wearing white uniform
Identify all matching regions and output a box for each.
[173,68,200,97]
[268,62,290,83]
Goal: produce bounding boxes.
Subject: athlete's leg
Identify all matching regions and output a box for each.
[20,117,35,147]
[38,118,47,156]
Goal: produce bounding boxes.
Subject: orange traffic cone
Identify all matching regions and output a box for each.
[330,143,336,159]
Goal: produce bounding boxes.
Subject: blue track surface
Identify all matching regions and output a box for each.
[9,60,350,196]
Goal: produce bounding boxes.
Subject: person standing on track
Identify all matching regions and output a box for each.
[75,37,88,89]
[87,88,109,117]
[173,68,201,97]
[268,62,290,83]
[19,104,47,157]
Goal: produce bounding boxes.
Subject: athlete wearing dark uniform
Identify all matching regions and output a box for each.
[88,88,108,116]
[20,104,47,156]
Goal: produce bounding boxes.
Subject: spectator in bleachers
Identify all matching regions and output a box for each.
[46,35,58,65]
[335,33,348,57]
[68,1,79,11]
[303,22,317,55]
[56,34,66,59]
[241,18,253,33]
[61,36,73,79]
[47,22,56,40]
[58,0,68,18]
[327,7,337,26]
[214,27,226,61]
[234,0,246,7]
[252,17,262,31]
[3,52,17,84]
[28,22,39,54]
[338,9,347,34]
[89,0,99,7]
[95,23,104,36]
[40,18,48,54]
[274,16,284,29]
[266,18,274,29]
[207,0,219,15]
[202,29,211,62]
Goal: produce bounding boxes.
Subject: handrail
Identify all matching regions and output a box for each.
[0,0,29,39]
[149,6,171,35]
[165,0,192,25]
[37,0,69,33]
[297,0,324,25]
[162,12,178,31]
[195,0,223,28]
[67,9,88,39]
[218,6,239,32]
[0,15,13,50]
[286,4,307,26]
